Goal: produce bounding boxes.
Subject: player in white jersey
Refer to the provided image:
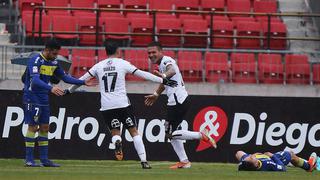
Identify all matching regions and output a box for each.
[145,42,217,169]
[67,42,177,169]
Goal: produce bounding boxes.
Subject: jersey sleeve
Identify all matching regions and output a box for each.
[162,57,174,68]
[123,60,138,74]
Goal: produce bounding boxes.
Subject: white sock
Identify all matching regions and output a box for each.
[112,135,122,144]
[171,139,188,162]
[132,135,147,162]
[171,130,201,140]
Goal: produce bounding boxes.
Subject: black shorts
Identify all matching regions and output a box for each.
[166,96,190,134]
[101,105,137,131]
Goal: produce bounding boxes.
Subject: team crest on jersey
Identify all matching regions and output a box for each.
[52,60,58,65]
[32,66,38,73]
[107,60,113,65]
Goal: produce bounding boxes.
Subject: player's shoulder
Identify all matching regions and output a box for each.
[161,56,175,66]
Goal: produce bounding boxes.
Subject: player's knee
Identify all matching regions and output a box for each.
[128,127,139,137]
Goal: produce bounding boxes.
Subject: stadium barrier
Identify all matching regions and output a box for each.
[26,6,320,48]
[1,89,320,162]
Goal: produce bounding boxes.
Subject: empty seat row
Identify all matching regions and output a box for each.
[18,0,278,13]
[22,13,287,49]
[67,50,315,85]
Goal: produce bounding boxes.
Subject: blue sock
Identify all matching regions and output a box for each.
[38,131,48,162]
[25,130,35,162]
[302,160,310,170]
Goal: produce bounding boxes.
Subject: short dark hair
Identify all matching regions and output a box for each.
[45,39,61,50]
[147,41,162,50]
[105,41,119,55]
[238,161,257,171]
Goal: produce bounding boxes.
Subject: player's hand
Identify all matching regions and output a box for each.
[264,152,273,157]
[144,94,158,106]
[153,70,162,77]
[51,86,65,96]
[162,77,178,87]
[85,77,98,86]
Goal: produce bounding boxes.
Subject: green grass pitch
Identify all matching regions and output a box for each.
[0,159,319,180]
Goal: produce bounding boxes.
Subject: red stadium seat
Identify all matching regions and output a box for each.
[231,53,256,83]
[211,20,234,48]
[236,21,262,49]
[177,51,203,82]
[201,0,225,11]
[77,16,103,45]
[312,64,320,84]
[179,14,204,22]
[285,54,310,84]
[163,50,176,59]
[174,0,199,11]
[124,49,149,81]
[23,13,51,38]
[98,49,107,60]
[262,22,287,49]
[258,53,284,84]
[19,0,42,12]
[156,18,182,47]
[227,0,251,18]
[205,52,230,83]
[45,0,70,15]
[72,49,96,58]
[59,48,70,59]
[52,15,78,40]
[97,0,121,9]
[253,0,278,13]
[102,17,130,42]
[205,15,229,25]
[123,0,147,17]
[183,19,208,48]
[70,0,96,17]
[130,18,153,46]
[72,56,96,78]
[149,0,173,10]
[231,16,255,28]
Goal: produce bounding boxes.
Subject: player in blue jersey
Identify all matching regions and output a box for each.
[236,151,286,171]
[265,151,317,172]
[236,150,317,172]
[22,39,95,167]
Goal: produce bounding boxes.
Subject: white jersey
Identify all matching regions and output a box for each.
[88,58,137,111]
[159,56,188,106]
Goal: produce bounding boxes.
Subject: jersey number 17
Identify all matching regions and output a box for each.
[102,72,117,92]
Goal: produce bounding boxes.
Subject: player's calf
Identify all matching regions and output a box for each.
[115,140,123,161]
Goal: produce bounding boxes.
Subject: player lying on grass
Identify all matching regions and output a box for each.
[236,150,317,172]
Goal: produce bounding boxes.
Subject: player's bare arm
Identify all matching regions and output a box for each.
[144,84,165,106]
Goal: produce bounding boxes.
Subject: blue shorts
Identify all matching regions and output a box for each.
[274,151,292,165]
[24,103,50,125]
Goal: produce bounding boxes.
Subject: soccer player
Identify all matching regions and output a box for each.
[23,39,96,167]
[66,42,178,169]
[144,42,217,169]
[236,151,286,171]
[236,150,317,172]
[264,151,317,172]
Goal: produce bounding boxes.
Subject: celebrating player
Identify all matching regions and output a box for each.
[144,42,217,169]
[22,39,95,167]
[67,41,177,169]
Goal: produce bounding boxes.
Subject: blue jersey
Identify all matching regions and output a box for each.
[23,53,84,105]
[254,154,286,171]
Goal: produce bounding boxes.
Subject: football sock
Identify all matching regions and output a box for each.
[297,158,310,170]
[133,135,147,162]
[171,139,188,162]
[25,130,36,162]
[171,130,201,140]
[38,131,49,161]
[112,135,122,144]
